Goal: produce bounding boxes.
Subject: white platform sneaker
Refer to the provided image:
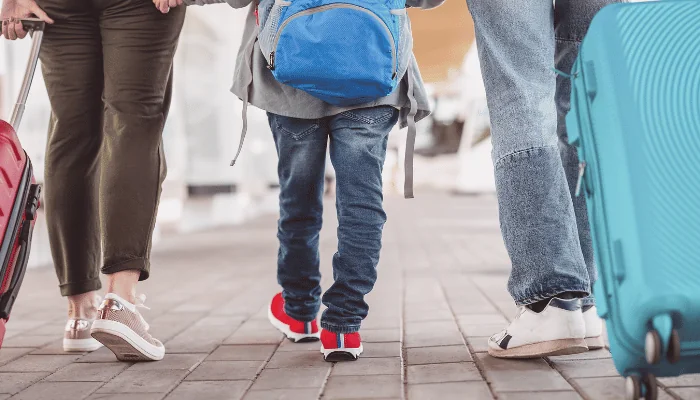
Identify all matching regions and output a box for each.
[488,297,588,358]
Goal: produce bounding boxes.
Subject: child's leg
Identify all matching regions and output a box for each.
[268,113,329,322]
[322,106,399,333]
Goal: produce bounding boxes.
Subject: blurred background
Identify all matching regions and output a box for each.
[0,2,495,268]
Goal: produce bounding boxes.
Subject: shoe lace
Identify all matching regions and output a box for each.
[135,294,150,310]
[134,294,151,331]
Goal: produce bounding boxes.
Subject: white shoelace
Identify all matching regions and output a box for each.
[134,294,151,331]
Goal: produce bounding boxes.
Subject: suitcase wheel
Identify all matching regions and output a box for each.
[626,374,658,400]
[645,313,680,365]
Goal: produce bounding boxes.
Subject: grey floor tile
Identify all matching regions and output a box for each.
[476,354,572,392]
[186,361,263,381]
[165,381,250,400]
[0,355,80,372]
[45,362,129,382]
[670,387,700,400]
[406,345,473,365]
[331,357,401,376]
[98,370,189,394]
[251,368,329,390]
[574,377,675,400]
[127,354,206,371]
[207,345,277,361]
[497,391,583,400]
[13,382,101,400]
[243,388,321,400]
[0,372,50,394]
[407,362,482,384]
[551,358,620,379]
[267,351,328,369]
[323,375,402,399]
[408,382,493,400]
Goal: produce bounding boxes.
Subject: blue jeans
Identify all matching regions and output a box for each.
[268,106,398,333]
[466,0,623,306]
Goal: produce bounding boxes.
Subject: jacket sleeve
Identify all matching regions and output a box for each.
[405,0,444,10]
[183,0,253,9]
[226,0,254,8]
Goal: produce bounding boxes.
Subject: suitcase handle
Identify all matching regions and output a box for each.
[8,18,45,131]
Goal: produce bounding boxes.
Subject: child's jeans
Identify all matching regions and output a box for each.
[268,105,399,333]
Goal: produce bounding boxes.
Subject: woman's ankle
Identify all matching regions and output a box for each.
[105,270,140,304]
[67,291,100,320]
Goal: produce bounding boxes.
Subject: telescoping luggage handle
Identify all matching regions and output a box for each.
[9,18,45,132]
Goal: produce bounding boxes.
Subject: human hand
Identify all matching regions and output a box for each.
[1,0,53,40]
[153,0,183,14]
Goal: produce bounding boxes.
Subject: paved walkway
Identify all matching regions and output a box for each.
[1,192,698,400]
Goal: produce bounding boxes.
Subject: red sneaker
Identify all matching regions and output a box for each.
[268,293,320,342]
[321,329,363,361]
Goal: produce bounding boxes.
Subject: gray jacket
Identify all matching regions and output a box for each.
[187,0,444,197]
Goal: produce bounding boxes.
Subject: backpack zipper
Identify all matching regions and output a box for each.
[268,3,397,79]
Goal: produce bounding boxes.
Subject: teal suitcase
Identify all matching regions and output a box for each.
[566,1,700,399]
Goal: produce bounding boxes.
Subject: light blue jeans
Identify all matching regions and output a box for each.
[466,0,623,306]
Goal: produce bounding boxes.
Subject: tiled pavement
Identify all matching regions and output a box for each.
[1,192,698,399]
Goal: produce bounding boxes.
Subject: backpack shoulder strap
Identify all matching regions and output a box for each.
[231,3,259,166]
[403,61,418,199]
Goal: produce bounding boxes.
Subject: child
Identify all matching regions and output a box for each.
[186,0,443,361]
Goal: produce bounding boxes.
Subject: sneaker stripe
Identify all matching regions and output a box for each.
[337,334,342,349]
[305,322,311,335]
[498,334,512,350]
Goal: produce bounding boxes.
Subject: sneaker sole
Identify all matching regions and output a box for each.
[91,319,164,362]
[63,338,103,353]
[488,338,588,359]
[267,305,320,343]
[585,335,605,350]
[322,345,363,362]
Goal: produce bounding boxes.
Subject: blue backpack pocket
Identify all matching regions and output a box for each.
[259,0,410,106]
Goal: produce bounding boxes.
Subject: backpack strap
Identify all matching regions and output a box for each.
[403,61,418,199]
[231,4,259,166]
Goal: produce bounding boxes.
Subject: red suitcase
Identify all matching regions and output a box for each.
[0,19,44,348]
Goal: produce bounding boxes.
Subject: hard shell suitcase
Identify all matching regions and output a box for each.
[0,19,44,348]
[566,1,700,398]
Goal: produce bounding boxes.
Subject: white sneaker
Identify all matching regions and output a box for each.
[63,319,103,352]
[91,293,165,361]
[488,297,588,358]
[583,305,605,350]
[63,295,103,352]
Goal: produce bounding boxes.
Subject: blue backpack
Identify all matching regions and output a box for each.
[233,0,419,197]
[257,0,413,106]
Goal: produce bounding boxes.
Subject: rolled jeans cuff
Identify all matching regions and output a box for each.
[513,284,591,307]
[321,322,361,334]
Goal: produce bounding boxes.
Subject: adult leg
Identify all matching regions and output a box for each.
[39,0,103,300]
[466,0,589,358]
[466,0,589,307]
[88,0,184,362]
[97,0,185,300]
[38,0,105,352]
